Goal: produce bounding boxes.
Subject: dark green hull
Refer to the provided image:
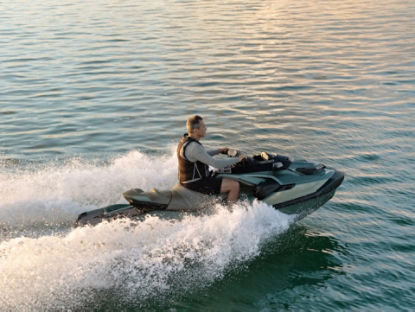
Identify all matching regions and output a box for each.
[76,155,344,226]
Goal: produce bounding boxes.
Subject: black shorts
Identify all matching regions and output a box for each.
[182,177,223,195]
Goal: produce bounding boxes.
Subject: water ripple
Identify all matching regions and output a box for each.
[1,0,415,310]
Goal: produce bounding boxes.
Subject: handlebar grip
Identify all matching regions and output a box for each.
[227,149,239,157]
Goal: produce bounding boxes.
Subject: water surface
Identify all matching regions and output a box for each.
[1,0,414,310]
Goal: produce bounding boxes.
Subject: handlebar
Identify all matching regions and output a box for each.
[227,148,240,157]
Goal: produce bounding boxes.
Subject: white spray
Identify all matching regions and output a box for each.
[0,150,294,310]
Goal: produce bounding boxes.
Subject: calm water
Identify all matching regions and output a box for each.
[1,0,414,310]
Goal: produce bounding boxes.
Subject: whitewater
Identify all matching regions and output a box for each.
[0,149,294,310]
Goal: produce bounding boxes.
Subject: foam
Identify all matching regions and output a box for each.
[0,149,295,310]
[0,201,294,310]
[0,149,177,232]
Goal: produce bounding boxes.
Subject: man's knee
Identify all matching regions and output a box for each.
[231,180,240,192]
[221,178,239,193]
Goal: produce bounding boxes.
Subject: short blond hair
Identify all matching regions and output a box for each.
[186,115,203,134]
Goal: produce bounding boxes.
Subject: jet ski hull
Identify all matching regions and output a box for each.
[75,204,141,226]
[277,170,344,220]
[75,155,344,226]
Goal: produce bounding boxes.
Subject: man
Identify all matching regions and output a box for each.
[177,115,242,202]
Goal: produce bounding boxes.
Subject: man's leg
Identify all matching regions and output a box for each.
[220,178,240,203]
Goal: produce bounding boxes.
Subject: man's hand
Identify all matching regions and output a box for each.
[219,147,229,155]
[226,149,240,157]
[238,155,246,162]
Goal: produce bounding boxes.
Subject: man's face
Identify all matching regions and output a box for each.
[196,120,207,138]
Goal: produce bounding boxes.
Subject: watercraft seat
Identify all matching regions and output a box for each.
[254,179,281,200]
[296,164,325,175]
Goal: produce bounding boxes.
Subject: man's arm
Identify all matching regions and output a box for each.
[207,147,229,156]
[206,149,219,156]
[185,143,239,169]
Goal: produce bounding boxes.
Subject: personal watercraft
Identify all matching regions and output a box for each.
[76,152,344,226]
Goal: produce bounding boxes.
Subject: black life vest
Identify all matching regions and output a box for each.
[177,134,210,184]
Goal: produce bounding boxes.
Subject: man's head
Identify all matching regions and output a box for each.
[187,115,206,139]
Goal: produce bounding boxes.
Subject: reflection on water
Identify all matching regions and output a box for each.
[1,0,414,159]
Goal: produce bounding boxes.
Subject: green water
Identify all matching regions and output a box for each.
[1,0,414,310]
